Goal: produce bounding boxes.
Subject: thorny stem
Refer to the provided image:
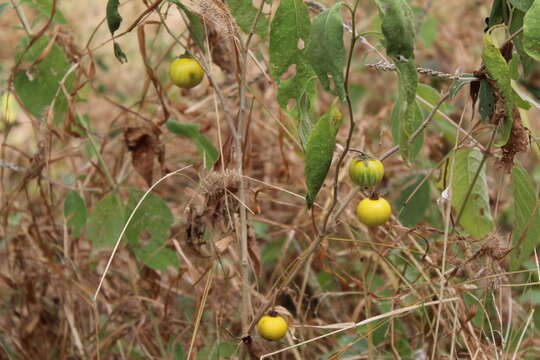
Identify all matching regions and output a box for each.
[246,0,361,335]
[237,0,266,341]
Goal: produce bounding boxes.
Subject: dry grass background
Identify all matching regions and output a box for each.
[1,0,540,359]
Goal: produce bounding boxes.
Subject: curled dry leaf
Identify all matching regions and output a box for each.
[497,107,529,173]
[124,124,164,187]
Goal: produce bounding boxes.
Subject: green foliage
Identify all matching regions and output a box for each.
[166,119,219,169]
[524,0,540,62]
[479,79,495,120]
[227,0,269,38]
[304,104,343,208]
[14,36,75,124]
[64,191,87,238]
[482,34,514,145]
[511,0,534,11]
[396,176,430,227]
[269,0,317,148]
[170,1,206,52]
[375,0,416,60]
[87,193,125,249]
[451,148,493,239]
[21,0,67,24]
[393,61,420,162]
[106,0,122,35]
[306,3,346,101]
[510,164,540,270]
[416,83,456,144]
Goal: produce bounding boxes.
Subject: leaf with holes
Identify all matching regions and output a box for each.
[482,34,514,145]
[14,36,75,124]
[451,148,493,239]
[305,104,343,208]
[524,0,540,62]
[510,164,540,270]
[306,2,345,101]
[64,191,87,238]
[125,188,179,270]
[87,193,125,249]
[269,0,317,147]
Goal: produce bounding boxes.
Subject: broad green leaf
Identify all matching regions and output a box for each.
[227,0,269,38]
[479,79,495,120]
[482,34,514,145]
[396,176,430,227]
[64,191,87,238]
[510,0,534,11]
[393,61,420,162]
[106,0,122,35]
[14,36,75,124]
[20,0,67,24]
[125,188,178,270]
[305,104,343,208]
[451,148,493,239]
[448,75,475,99]
[87,193,125,249]
[166,119,219,169]
[510,164,540,270]
[510,9,535,75]
[269,0,317,147]
[524,0,540,62]
[375,0,416,60]
[306,3,346,101]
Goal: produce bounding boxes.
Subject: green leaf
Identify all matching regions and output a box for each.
[510,0,534,11]
[20,0,67,24]
[479,79,495,120]
[125,188,178,270]
[179,5,206,52]
[510,164,540,270]
[375,0,416,60]
[449,75,475,99]
[392,61,420,162]
[64,191,87,238]
[510,9,535,75]
[106,0,122,35]
[524,0,540,62]
[269,0,317,147]
[419,15,438,47]
[113,42,128,64]
[396,176,430,227]
[306,3,346,101]
[227,0,269,38]
[451,148,493,239]
[304,104,343,208]
[87,193,125,249]
[482,34,514,145]
[14,36,75,124]
[488,0,507,27]
[166,120,219,169]
[416,83,456,144]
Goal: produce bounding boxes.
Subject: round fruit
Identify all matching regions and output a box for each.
[348,158,384,187]
[356,196,391,227]
[169,57,204,89]
[257,312,288,341]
